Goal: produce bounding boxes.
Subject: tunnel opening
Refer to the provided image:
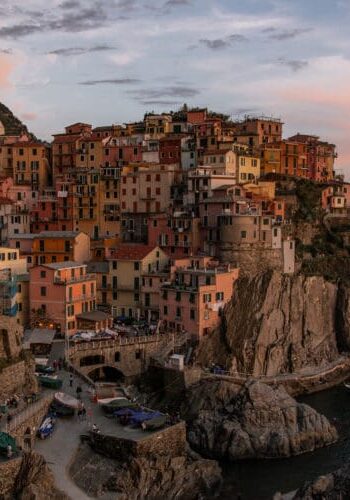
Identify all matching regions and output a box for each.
[88,365,125,383]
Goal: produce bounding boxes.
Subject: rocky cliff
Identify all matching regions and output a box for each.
[0,452,67,500]
[70,442,222,499]
[197,270,348,376]
[185,380,338,460]
[292,463,350,499]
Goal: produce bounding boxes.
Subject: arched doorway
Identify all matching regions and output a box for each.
[88,366,124,383]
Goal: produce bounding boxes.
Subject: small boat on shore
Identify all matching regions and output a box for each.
[37,415,55,439]
[54,392,80,409]
[344,382,350,391]
[37,375,63,389]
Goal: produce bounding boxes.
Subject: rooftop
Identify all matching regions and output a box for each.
[36,231,82,239]
[109,244,158,261]
[44,261,85,270]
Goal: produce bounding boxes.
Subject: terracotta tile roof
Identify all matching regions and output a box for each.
[52,134,81,144]
[109,244,157,261]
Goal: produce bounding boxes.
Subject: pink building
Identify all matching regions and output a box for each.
[148,211,202,257]
[29,261,97,335]
[159,256,239,339]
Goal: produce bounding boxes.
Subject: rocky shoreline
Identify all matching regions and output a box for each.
[183,379,338,461]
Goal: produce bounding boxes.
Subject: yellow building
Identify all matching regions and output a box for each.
[12,141,50,190]
[107,244,169,319]
[260,144,281,176]
[202,149,237,175]
[144,114,172,140]
[236,153,261,183]
[75,135,106,169]
[242,181,276,200]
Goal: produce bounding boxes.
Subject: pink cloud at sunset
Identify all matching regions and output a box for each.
[0,55,14,87]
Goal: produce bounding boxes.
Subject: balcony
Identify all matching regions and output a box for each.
[67,293,96,303]
[54,274,95,285]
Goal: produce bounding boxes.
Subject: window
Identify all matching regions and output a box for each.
[190,309,195,320]
[176,291,181,302]
[112,261,117,270]
[216,292,224,301]
[203,293,211,303]
[115,352,121,362]
[134,262,139,271]
[135,350,141,360]
[134,293,139,302]
[40,286,46,297]
[176,307,181,319]
[163,305,168,315]
[241,231,247,238]
[40,270,46,278]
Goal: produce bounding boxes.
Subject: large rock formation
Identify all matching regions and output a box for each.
[197,270,346,376]
[70,442,222,500]
[0,102,29,136]
[0,452,67,499]
[185,380,338,460]
[293,463,350,499]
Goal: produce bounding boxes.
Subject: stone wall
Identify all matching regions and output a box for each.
[8,394,54,449]
[90,422,186,461]
[0,315,23,359]
[0,356,37,401]
[0,457,22,497]
[219,245,284,276]
[69,335,174,380]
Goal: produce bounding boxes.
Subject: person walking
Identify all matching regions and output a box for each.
[76,385,82,400]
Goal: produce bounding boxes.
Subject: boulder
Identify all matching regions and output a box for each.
[186,380,338,460]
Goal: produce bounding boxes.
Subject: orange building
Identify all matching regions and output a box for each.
[31,231,90,266]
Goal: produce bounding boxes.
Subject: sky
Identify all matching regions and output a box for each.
[0,0,349,175]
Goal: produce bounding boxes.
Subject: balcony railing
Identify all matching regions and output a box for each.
[54,274,95,285]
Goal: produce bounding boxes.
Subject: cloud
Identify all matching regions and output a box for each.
[0,48,12,54]
[278,58,308,72]
[20,112,37,121]
[79,78,141,86]
[0,24,42,39]
[129,85,200,101]
[269,28,311,41]
[164,0,191,7]
[199,34,247,50]
[48,45,116,56]
[140,100,181,106]
[0,54,14,87]
[59,0,80,8]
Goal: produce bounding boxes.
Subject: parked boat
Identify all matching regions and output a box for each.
[50,401,75,417]
[101,398,137,414]
[141,415,167,431]
[344,382,350,391]
[0,432,17,455]
[37,375,63,389]
[35,364,54,375]
[37,415,55,439]
[129,410,161,426]
[54,392,80,409]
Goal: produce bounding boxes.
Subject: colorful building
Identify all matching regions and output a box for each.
[159,256,239,339]
[29,261,96,335]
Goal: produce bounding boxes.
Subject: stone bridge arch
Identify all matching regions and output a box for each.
[80,354,105,367]
[88,365,125,383]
